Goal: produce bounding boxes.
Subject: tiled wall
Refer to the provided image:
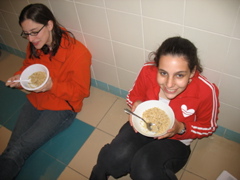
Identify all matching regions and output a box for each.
[0,0,240,140]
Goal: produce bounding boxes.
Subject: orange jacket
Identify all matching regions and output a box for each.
[15,35,91,112]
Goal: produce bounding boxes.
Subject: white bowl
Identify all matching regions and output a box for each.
[20,64,49,91]
[132,100,175,137]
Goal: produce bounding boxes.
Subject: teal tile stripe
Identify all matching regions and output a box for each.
[1,45,240,144]
[0,81,26,126]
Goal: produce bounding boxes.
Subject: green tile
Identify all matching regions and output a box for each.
[96,80,108,92]
[0,80,6,88]
[224,129,240,144]
[214,125,225,137]
[4,108,22,131]
[108,84,121,97]
[0,81,27,125]
[16,150,66,180]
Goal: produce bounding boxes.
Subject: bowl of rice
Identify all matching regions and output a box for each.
[132,100,175,137]
[20,64,49,91]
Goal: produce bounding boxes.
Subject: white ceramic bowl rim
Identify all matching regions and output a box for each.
[132,100,175,137]
[20,64,49,91]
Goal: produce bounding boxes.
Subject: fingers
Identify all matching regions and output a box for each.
[6,75,21,88]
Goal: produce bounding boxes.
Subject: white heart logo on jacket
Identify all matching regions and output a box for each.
[181,104,195,117]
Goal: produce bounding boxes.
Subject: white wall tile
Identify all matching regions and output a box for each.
[0,29,18,49]
[13,33,28,52]
[70,30,85,45]
[75,0,105,7]
[75,4,110,39]
[117,68,137,91]
[92,60,119,87]
[233,11,240,39]
[85,34,115,65]
[218,103,240,133]
[143,17,183,51]
[185,0,240,36]
[112,42,144,73]
[107,10,143,48]
[0,12,8,29]
[222,39,240,77]
[105,0,141,14]
[29,0,51,8]
[50,0,81,31]
[184,28,229,72]
[219,74,240,109]
[142,0,184,24]
[2,12,21,34]
[202,69,221,87]
[9,0,28,14]
[0,36,3,44]
[0,0,15,12]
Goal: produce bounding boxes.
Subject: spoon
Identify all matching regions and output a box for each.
[7,79,30,83]
[124,108,158,132]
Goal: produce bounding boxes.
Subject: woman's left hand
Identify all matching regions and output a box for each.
[34,76,53,93]
[155,119,185,140]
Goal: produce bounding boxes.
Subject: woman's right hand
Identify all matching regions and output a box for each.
[6,74,21,88]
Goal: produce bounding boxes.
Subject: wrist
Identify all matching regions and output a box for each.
[178,122,186,135]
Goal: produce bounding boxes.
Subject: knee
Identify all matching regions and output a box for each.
[97,143,130,168]
[130,167,176,180]
[95,144,133,178]
[130,155,155,180]
[130,167,157,180]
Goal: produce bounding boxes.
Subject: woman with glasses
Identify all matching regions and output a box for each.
[1,3,91,179]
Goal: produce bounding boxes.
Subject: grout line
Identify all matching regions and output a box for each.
[95,97,119,128]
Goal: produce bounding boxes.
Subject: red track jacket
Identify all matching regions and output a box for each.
[127,62,219,144]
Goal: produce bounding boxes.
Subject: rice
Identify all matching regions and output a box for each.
[142,107,170,135]
[28,71,47,88]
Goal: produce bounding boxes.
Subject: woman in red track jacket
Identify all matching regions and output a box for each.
[90,37,219,180]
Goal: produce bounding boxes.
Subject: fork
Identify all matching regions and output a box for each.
[124,108,157,132]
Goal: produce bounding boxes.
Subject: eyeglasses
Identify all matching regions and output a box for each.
[21,25,45,39]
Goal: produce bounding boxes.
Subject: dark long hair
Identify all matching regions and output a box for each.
[19,3,75,59]
[152,36,202,73]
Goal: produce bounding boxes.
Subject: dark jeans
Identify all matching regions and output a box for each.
[90,122,191,180]
[0,100,76,179]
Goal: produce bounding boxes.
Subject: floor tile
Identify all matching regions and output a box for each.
[109,174,131,180]
[176,169,184,179]
[181,171,205,180]
[58,167,88,180]
[185,134,240,180]
[68,129,114,178]
[76,87,118,127]
[0,126,11,153]
[97,98,129,136]
[0,52,24,82]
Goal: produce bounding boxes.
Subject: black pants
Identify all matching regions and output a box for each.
[90,122,191,180]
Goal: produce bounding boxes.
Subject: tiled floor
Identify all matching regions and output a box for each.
[0,50,240,180]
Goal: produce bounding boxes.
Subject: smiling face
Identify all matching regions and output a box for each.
[157,54,196,100]
[21,19,53,49]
